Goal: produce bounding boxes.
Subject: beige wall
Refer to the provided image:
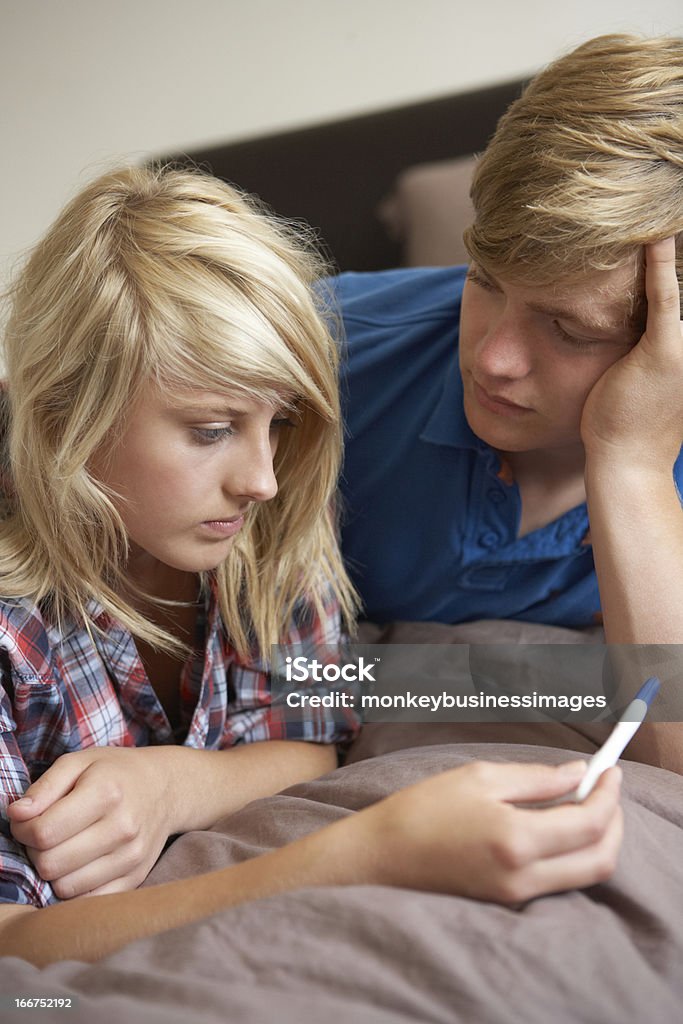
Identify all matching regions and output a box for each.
[3,0,682,291]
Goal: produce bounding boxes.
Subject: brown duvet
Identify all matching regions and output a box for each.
[1,621,682,1023]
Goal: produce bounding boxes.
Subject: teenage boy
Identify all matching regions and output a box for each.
[337,34,683,649]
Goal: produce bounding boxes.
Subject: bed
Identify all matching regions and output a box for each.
[2,86,683,1022]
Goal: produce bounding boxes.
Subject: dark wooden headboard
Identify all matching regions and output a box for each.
[159,79,525,271]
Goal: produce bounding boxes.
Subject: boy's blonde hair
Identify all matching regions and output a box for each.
[1,165,357,657]
[465,34,683,312]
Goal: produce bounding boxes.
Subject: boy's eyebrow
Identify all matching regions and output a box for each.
[476,264,642,338]
[524,297,625,334]
[525,296,645,341]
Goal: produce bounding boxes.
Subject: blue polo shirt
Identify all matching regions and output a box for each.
[335,266,601,627]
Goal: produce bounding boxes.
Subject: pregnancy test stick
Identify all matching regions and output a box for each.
[574,676,661,802]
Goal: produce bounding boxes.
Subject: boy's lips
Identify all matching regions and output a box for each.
[473,380,532,415]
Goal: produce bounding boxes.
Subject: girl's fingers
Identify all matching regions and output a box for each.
[511,767,622,861]
[40,842,149,900]
[25,815,129,884]
[494,759,588,803]
[7,754,86,821]
[515,802,624,901]
[10,776,104,849]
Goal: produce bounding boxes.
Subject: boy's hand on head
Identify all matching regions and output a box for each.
[581,237,683,472]
[7,747,176,898]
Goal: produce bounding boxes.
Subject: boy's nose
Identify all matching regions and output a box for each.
[477,317,533,380]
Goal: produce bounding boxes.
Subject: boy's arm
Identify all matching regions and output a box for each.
[582,237,683,770]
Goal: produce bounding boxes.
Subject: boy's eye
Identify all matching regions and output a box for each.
[551,320,598,350]
[466,267,498,292]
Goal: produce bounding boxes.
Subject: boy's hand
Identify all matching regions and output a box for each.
[581,237,683,472]
[368,760,623,904]
[7,747,175,898]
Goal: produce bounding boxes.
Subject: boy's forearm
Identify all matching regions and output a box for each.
[586,459,683,773]
[586,459,683,644]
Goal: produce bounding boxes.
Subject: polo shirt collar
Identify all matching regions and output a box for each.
[420,347,482,450]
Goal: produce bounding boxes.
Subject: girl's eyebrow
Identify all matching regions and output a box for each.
[175,402,296,419]
[177,405,246,418]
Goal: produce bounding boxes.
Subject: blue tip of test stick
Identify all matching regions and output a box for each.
[635,676,660,707]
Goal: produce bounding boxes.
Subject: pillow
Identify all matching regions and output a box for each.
[376,155,477,267]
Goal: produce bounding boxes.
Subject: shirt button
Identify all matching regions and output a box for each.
[479,531,500,549]
[487,488,505,505]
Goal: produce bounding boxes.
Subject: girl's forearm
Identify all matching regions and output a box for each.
[0,811,377,967]
[0,760,625,966]
[164,741,338,833]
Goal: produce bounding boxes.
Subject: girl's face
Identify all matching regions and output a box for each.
[94,382,292,574]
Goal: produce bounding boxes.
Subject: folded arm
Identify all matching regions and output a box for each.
[8,740,336,899]
[0,758,622,966]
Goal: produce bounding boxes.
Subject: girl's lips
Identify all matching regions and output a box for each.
[473,381,531,416]
[200,516,245,537]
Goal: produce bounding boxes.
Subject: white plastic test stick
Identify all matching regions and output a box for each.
[574,676,660,802]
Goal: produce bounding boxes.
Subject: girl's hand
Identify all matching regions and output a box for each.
[7,747,175,898]
[365,760,623,904]
[581,237,683,473]
[9,753,623,906]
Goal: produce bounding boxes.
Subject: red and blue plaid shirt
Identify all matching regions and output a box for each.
[0,579,359,906]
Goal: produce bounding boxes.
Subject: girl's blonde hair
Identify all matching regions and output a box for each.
[1,164,357,658]
[465,34,683,309]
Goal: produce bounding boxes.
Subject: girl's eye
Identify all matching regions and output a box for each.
[551,320,598,350]
[191,417,294,446]
[270,417,295,432]
[192,425,235,445]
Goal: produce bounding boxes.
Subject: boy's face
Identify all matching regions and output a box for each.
[458,261,642,457]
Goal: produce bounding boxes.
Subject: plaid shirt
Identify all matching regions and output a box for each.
[0,579,359,906]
